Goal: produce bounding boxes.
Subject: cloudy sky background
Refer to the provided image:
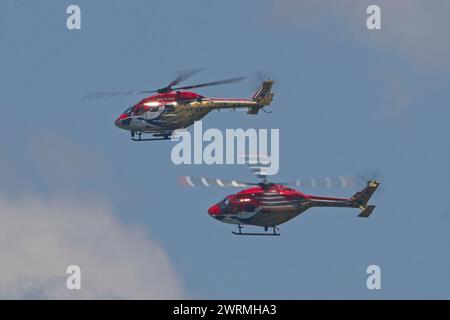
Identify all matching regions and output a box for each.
[1,0,450,298]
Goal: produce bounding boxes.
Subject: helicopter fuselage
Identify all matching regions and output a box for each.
[207,181,380,230]
[114,80,275,139]
[208,185,312,227]
[114,91,259,135]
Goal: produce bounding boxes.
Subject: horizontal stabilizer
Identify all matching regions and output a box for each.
[358,205,376,218]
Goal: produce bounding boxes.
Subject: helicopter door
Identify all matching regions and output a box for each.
[144,106,163,121]
[164,103,176,112]
[244,204,257,212]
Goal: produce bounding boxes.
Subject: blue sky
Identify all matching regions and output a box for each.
[1,0,450,299]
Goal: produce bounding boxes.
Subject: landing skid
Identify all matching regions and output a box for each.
[131,137,171,142]
[130,131,172,142]
[232,225,280,236]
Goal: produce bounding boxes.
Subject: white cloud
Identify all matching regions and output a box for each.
[0,193,184,299]
[274,0,450,69]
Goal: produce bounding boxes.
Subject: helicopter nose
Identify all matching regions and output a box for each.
[115,114,130,128]
[208,204,221,216]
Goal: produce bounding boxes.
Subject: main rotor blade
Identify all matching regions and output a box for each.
[81,70,244,100]
[284,169,384,190]
[173,76,247,91]
[284,176,354,189]
[179,176,256,188]
[81,68,205,100]
[168,68,205,88]
[81,90,156,101]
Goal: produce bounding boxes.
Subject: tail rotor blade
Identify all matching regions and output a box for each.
[354,167,385,194]
[249,70,279,92]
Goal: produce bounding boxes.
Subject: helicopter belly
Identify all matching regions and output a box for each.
[173,108,211,128]
[248,206,308,226]
[221,204,310,227]
[220,208,262,225]
[128,119,162,133]
[143,108,211,132]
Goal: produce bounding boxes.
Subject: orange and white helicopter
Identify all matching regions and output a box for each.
[83,69,274,141]
[181,166,383,236]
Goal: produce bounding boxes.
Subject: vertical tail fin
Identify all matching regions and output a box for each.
[351,180,380,205]
[351,180,380,217]
[248,80,274,114]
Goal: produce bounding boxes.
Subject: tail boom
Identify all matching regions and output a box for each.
[192,80,275,114]
[307,180,380,218]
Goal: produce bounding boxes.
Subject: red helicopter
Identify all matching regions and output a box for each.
[83,68,274,141]
[180,167,382,236]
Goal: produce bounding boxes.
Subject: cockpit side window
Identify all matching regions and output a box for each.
[124,107,133,115]
[219,197,230,210]
[133,105,146,115]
